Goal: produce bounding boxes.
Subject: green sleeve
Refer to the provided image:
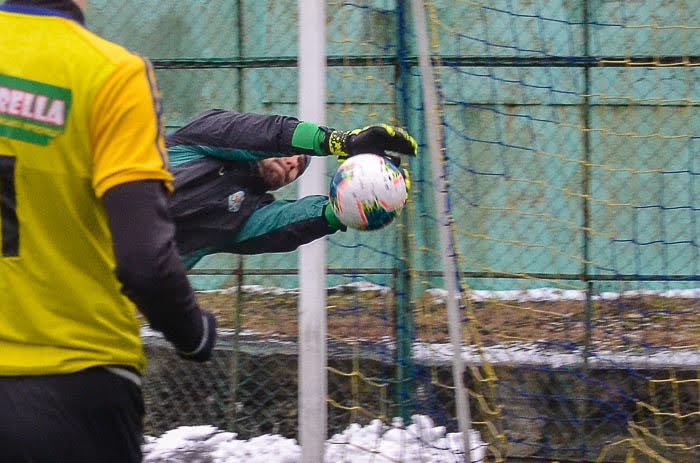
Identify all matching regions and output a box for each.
[323,202,345,231]
[290,121,326,155]
[168,144,270,168]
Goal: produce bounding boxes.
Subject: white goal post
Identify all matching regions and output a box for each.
[297,0,327,462]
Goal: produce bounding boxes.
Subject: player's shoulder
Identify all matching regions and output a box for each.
[66,21,149,71]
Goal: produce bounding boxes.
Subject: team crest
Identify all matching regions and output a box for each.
[227,191,245,212]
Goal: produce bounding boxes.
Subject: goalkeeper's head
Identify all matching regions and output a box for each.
[257,154,310,191]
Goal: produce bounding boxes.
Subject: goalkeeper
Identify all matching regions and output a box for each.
[166,109,417,269]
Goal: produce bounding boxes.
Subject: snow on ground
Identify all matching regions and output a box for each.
[143,415,486,463]
[205,284,700,302]
[142,285,697,461]
[425,287,700,303]
[412,341,700,369]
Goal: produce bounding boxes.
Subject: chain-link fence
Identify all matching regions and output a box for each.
[88,1,699,461]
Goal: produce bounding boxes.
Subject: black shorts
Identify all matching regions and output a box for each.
[0,366,144,463]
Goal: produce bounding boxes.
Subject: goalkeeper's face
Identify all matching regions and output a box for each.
[258,155,308,191]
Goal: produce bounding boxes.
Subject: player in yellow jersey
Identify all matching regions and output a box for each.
[0,1,216,462]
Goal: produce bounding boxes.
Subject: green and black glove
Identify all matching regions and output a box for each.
[401,167,411,194]
[321,124,417,166]
[323,202,347,232]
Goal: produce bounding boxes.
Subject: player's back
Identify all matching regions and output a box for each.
[0,7,161,375]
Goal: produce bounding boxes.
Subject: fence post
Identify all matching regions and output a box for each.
[411,0,475,460]
[229,256,244,430]
[394,0,415,424]
[581,1,593,459]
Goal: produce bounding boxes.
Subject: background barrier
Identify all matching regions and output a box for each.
[89,1,698,461]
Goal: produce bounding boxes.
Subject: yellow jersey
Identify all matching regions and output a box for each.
[0,7,172,374]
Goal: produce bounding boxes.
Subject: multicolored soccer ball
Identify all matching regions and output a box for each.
[329,153,407,230]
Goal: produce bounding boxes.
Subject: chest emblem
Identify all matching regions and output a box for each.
[227,191,245,212]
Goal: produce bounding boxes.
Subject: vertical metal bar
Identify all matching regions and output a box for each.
[229,257,244,430]
[395,0,414,424]
[410,0,474,460]
[236,0,244,109]
[582,1,593,460]
[228,0,245,433]
[297,0,327,461]
[582,0,593,367]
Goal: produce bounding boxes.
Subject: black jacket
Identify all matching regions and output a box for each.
[165,110,336,269]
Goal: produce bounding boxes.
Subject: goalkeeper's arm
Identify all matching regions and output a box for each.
[165,109,417,163]
[103,180,216,362]
[196,196,344,258]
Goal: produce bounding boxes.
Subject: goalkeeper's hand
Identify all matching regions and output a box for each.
[321,124,417,165]
[177,311,217,362]
[401,167,411,194]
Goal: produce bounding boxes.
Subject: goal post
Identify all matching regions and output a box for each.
[297,0,327,461]
[410,0,475,460]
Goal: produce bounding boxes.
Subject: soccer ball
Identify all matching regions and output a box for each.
[329,153,407,230]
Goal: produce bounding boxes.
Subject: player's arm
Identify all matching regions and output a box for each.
[165,109,418,164]
[92,56,215,361]
[205,195,344,256]
[166,109,304,156]
[103,181,215,360]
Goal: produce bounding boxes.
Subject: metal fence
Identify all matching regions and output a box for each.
[89,1,699,461]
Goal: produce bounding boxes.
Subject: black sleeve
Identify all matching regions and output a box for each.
[165,109,304,153]
[102,180,207,353]
[230,215,334,255]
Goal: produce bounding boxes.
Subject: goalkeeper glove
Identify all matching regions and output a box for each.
[323,202,347,232]
[321,124,418,166]
[177,311,217,362]
[401,167,411,194]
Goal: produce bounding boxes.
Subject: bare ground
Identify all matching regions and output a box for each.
[192,289,699,350]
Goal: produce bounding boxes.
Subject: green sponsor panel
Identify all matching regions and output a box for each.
[588,67,700,105]
[441,66,583,105]
[326,0,400,57]
[86,0,240,58]
[156,68,241,129]
[589,0,700,56]
[241,0,298,58]
[0,74,71,145]
[444,0,584,57]
[408,67,586,290]
[445,104,585,288]
[588,105,699,282]
[0,74,72,118]
[241,66,396,109]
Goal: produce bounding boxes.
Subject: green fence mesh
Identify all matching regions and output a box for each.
[88,1,698,461]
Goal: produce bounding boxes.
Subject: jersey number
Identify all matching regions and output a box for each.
[0,155,18,257]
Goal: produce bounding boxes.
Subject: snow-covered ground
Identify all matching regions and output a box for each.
[143,415,486,463]
[141,285,698,462]
[412,341,700,369]
[204,282,700,302]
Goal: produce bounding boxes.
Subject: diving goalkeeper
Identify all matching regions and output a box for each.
[166,109,417,269]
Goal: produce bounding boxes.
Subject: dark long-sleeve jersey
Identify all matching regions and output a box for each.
[165,109,339,269]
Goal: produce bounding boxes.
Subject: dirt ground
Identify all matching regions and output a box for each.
[193,289,699,350]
